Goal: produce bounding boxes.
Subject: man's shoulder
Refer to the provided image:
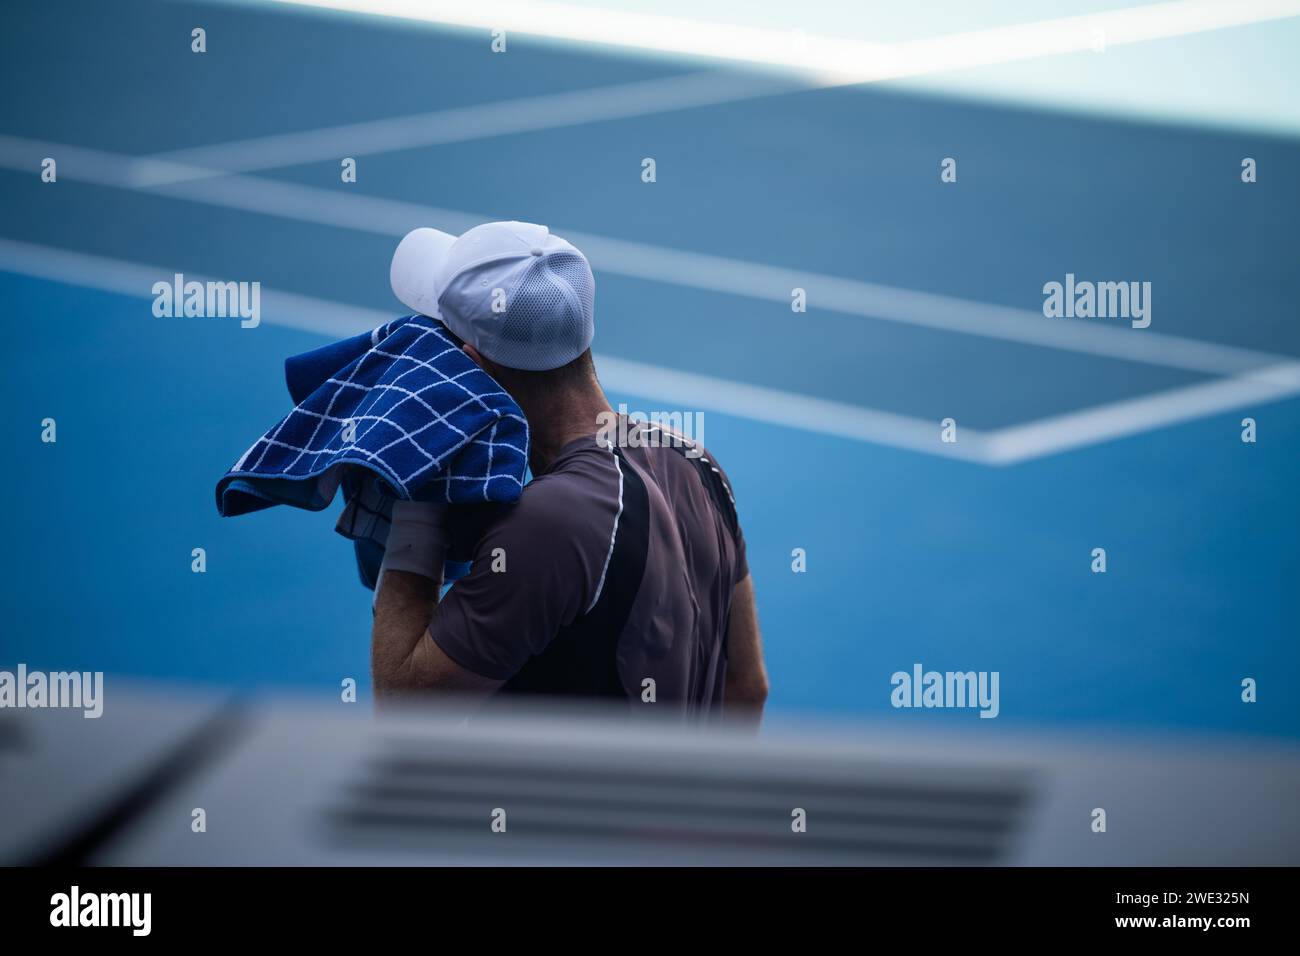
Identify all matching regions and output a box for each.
[486,454,621,545]
[516,470,597,517]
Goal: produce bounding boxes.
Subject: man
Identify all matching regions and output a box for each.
[371,221,767,722]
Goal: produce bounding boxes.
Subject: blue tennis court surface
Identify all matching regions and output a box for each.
[1,0,1297,738]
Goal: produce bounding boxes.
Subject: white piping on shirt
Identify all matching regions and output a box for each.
[588,440,625,614]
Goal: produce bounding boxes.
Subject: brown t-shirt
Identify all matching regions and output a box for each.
[429,424,747,716]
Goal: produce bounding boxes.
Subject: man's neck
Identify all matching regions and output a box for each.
[522,384,613,474]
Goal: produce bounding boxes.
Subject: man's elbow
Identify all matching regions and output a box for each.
[371,649,417,697]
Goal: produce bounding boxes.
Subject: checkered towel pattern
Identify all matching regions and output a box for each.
[215,314,529,518]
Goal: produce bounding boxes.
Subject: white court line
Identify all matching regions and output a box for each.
[0,238,984,463]
[0,238,382,340]
[592,354,989,461]
[983,362,1300,463]
[0,133,1289,380]
[265,0,1300,85]
[144,0,1300,182]
[135,72,801,186]
[3,238,1297,466]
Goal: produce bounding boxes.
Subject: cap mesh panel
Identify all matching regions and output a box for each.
[497,252,595,356]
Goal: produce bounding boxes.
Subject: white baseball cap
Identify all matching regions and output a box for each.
[390,221,596,371]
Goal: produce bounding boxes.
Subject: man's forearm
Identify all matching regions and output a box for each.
[371,566,504,702]
[369,499,451,697]
[371,567,443,697]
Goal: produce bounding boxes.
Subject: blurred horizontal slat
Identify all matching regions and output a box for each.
[323,738,1033,863]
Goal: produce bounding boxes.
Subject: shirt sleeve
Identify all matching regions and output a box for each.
[426,487,604,680]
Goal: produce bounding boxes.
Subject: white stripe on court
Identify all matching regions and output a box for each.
[264,0,1300,86]
[141,1,1300,181]
[0,238,983,462]
[0,238,386,339]
[0,134,1291,380]
[2,238,1296,466]
[983,361,1300,464]
[135,72,801,186]
[593,354,990,461]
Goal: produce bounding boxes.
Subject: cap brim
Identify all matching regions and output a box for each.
[390,227,458,317]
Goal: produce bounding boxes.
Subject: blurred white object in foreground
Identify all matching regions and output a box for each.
[1,682,1296,865]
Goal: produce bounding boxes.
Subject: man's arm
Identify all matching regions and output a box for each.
[723,574,768,726]
[368,500,503,704]
[370,487,596,704]
[371,567,503,701]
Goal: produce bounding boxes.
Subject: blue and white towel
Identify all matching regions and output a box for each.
[215,314,529,586]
